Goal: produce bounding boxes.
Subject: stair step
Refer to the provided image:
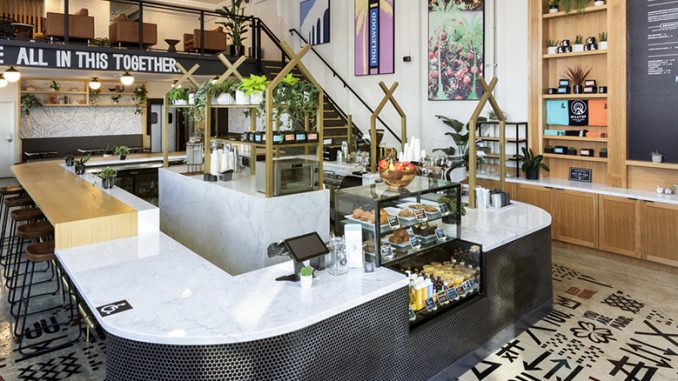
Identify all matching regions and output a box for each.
[323,126,349,130]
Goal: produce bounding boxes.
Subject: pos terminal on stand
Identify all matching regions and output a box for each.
[267,232,329,282]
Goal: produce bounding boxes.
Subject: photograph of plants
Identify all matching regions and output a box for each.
[428,0,484,101]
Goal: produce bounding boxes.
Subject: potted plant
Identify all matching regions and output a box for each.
[21,94,42,116]
[133,84,148,115]
[115,145,130,160]
[520,147,549,180]
[89,89,101,105]
[545,145,555,154]
[572,35,585,52]
[74,154,90,175]
[215,0,249,57]
[561,0,588,13]
[546,39,559,55]
[168,87,189,105]
[49,80,60,92]
[433,115,489,172]
[97,167,118,189]
[599,147,608,158]
[238,74,268,105]
[548,0,560,13]
[299,266,314,288]
[599,32,608,50]
[567,146,577,155]
[594,0,605,6]
[651,150,664,163]
[64,154,75,167]
[215,79,237,105]
[563,64,591,94]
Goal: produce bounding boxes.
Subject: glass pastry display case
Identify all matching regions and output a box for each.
[335,177,482,326]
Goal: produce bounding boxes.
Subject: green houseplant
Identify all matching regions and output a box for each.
[519,147,549,180]
[21,94,42,116]
[560,0,588,14]
[114,145,130,160]
[64,154,75,167]
[168,87,189,105]
[214,78,237,105]
[97,167,118,189]
[548,0,560,13]
[433,115,488,167]
[237,74,268,105]
[133,84,148,115]
[598,32,608,50]
[299,266,314,288]
[216,0,249,57]
[49,80,60,92]
[74,154,91,175]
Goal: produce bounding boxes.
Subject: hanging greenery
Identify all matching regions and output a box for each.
[21,94,42,116]
[133,84,148,115]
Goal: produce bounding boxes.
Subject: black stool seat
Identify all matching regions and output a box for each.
[17,222,53,239]
[26,241,55,262]
[0,186,23,196]
[10,208,44,222]
[4,195,32,208]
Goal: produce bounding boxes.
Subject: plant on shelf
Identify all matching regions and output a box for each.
[437,195,467,217]
[563,64,591,94]
[548,0,559,13]
[89,88,101,105]
[97,167,118,189]
[299,265,314,288]
[560,0,588,13]
[598,32,608,50]
[291,80,320,130]
[114,145,130,160]
[74,154,91,175]
[215,0,249,57]
[91,37,110,47]
[239,74,268,100]
[433,115,489,167]
[21,94,42,116]
[213,78,237,105]
[572,35,585,52]
[64,154,75,167]
[546,39,560,55]
[519,147,549,180]
[651,150,664,163]
[49,80,60,92]
[133,84,148,115]
[545,145,555,154]
[168,87,189,105]
[599,147,608,158]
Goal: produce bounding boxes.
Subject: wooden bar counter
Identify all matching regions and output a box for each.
[11,160,138,250]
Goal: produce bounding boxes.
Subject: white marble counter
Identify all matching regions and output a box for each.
[323,161,362,177]
[461,202,552,252]
[56,232,407,345]
[477,175,678,206]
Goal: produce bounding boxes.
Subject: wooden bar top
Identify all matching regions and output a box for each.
[11,160,138,249]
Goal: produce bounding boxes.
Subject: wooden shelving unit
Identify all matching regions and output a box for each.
[20,77,144,109]
[530,0,613,182]
[626,161,678,171]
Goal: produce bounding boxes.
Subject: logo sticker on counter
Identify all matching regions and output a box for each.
[388,215,400,229]
[96,300,133,317]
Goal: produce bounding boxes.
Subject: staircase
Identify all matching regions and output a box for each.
[260,62,362,149]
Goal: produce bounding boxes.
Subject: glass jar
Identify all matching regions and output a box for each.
[328,236,349,276]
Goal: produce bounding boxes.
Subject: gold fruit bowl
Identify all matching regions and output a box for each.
[379,169,416,188]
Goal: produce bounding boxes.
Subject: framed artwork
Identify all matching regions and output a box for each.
[354,0,395,76]
[300,0,331,45]
[428,0,485,101]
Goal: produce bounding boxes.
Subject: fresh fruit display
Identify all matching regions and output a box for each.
[378,160,417,188]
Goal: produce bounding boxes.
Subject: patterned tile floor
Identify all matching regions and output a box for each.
[0,230,676,380]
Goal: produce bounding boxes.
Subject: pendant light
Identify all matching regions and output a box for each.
[3,66,21,83]
[0,74,7,88]
[120,72,134,86]
[89,77,101,90]
[211,76,219,84]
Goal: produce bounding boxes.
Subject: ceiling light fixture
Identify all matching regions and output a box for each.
[89,77,101,90]
[4,66,21,83]
[120,72,134,86]
[211,76,219,84]
[171,80,178,88]
[0,74,7,88]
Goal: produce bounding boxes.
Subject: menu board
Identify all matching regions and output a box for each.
[628,0,678,163]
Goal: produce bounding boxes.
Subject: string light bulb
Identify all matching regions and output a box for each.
[120,72,135,86]
[3,66,20,82]
[89,77,101,90]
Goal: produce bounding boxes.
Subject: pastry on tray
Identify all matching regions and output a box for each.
[389,228,410,244]
[398,208,415,218]
[413,222,437,236]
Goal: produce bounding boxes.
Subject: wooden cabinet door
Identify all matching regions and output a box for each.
[553,190,599,248]
[599,196,640,257]
[514,184,554,235]
[640,202,678,267]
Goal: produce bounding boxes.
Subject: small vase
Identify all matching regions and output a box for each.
[549,7,559,13]
[235,90,250,105]
[651,154,663,163]
[174,99,187,106]
[572,44,585,52]
[188,94,195,105]
[217,93,234,105]
[300,275,313,288]
[249,91,264,105]
[119,154,127,160]
[546,47,558,55]
[599,41,608,50]
[594,0,605,5]
[102,177,115,189]
[75,164,85,175]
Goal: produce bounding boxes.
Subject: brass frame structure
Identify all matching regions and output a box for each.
[370,81,407,173]
[163,63,200,168]
[468,77,506,209]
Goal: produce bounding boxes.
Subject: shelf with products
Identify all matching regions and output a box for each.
[477,121,528,178]
[543,153,608,163]
[544,136,608,142]
[542,94,607,100]
[542,4,608,20]
[334,177,476,326]
[543,50,607,59]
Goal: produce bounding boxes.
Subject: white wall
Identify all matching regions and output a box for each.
[248,0,528,153]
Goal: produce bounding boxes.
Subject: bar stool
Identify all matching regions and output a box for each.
[3,208,46,285]
[1,195,34,268]
[7,221,55,318]
[0,187,27,253]
[16,240,81,357]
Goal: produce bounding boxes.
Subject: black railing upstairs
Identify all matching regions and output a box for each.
[289,28,401,144]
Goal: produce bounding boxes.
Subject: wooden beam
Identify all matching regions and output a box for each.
[175,63,200,88]
[468,77,498,209]
[217,54,247,82]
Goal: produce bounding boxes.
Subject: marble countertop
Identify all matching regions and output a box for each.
[460,202,552,252]
[56,232,408,345]
[85,153,186,167]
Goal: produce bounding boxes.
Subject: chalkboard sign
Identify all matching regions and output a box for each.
[569,167,593,183]
[628,1,678,163]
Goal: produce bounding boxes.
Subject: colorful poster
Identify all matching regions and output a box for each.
[428,0,484,101]
[300,0,331,45]
[355,0,394,76]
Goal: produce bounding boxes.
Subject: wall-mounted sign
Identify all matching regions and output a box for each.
[0,40,240,75]
[569,100,589,126]
[569,167,593,183]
